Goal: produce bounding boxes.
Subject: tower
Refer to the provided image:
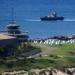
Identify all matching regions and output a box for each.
[7,8,21,34]
[7,8,29,42]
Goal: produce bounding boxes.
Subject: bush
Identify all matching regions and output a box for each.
[49,54,60,59]
[6,61,14,68]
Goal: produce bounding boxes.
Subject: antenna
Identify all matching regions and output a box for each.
[11,8,15,23]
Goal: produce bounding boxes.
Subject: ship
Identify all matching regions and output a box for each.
[40,11,64,21]
[7,8,29,42]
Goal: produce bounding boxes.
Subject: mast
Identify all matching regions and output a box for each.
[7,8,29,41]
[11,8,15,24]
[7,8,19,31]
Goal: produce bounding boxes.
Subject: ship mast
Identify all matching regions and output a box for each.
[7,8,29,41]
[11,8,15,24]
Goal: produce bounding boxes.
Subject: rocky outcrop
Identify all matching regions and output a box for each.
[1,68,75,75]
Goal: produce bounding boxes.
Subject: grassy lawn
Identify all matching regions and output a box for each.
[31,43,75,57]
[51,43,75,55]
[30,43,75,68]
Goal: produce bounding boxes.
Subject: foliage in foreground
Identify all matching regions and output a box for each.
[0,43,75,71]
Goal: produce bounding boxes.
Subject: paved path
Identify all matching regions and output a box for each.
[31,43,57,57]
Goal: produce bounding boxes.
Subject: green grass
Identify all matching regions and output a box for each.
[51,43,75,55]
[30,43,75,69]
[31,43,75,57]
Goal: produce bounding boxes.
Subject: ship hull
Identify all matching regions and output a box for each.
[40,17,64,21]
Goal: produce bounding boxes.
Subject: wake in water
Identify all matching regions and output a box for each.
[25,19,41,22]
[64,18,75,22]
[25,18,75,22]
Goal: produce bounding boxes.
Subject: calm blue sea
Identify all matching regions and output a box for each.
[0,0,75,39]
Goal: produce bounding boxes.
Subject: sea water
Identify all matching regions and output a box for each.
[0,0,75,39]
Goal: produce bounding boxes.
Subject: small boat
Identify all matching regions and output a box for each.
[40,11,64,21]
